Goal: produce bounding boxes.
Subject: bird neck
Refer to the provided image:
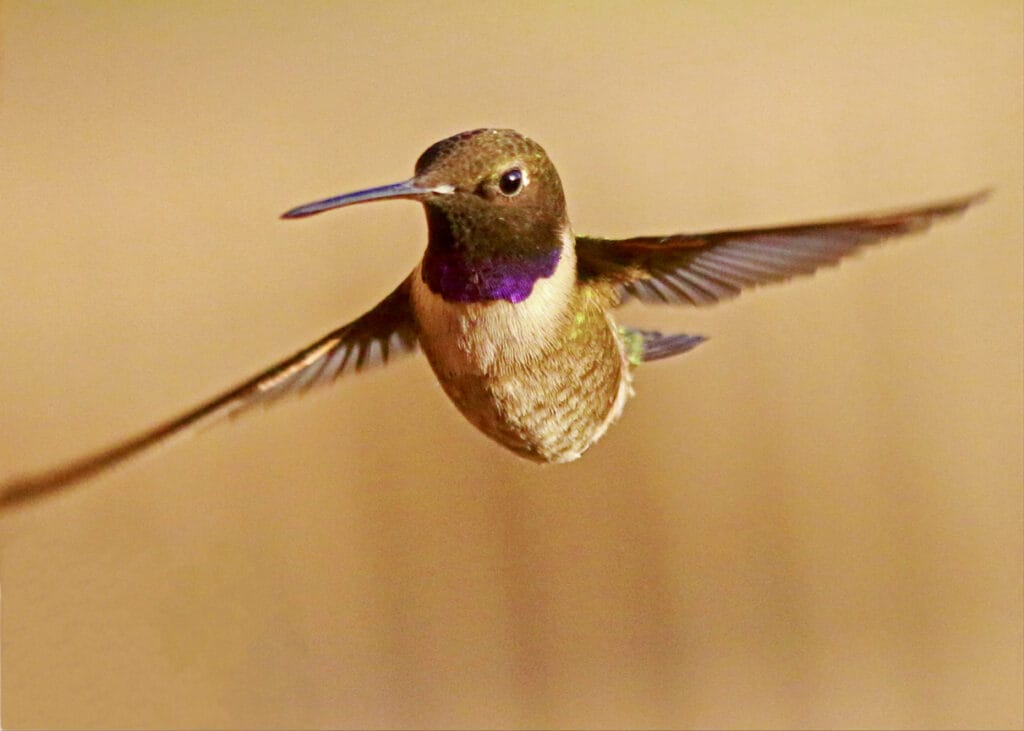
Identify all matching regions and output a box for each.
[420,207,566,304]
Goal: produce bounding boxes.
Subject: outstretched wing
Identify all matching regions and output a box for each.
[576,191,987,306]
[0,276,419,510]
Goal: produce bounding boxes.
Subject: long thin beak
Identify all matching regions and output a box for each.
[280,179,449,219]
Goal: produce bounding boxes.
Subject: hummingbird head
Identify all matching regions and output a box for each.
[282,129,571,304]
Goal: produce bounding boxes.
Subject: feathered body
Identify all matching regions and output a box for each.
[411,244,631,462]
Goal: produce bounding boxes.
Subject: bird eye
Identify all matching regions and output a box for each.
[498,168,524,196]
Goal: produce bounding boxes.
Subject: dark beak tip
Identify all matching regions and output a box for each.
[280,204,320,219]
[278,179,430,222]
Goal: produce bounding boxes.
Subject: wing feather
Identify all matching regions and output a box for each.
[0,276,419,509]
[577,191,988,306]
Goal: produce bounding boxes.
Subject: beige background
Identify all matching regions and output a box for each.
[1,2,1021,729]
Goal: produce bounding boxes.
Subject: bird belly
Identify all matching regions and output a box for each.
[410,255,632,462]
[431,328,632,463]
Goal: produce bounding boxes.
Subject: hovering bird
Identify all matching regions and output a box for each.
[0,128,986,509]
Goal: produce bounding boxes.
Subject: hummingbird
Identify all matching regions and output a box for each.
[0,128,986,510]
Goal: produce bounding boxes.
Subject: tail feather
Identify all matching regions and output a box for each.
[622,327,707,364]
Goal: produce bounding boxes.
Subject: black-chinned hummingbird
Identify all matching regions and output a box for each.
[0,128,987,509]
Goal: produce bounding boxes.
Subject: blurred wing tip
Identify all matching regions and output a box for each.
[966,188,993,211]
[965,187,993,204]
[930,188,992,216]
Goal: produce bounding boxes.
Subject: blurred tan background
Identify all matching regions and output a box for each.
[1,2,1021,729]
